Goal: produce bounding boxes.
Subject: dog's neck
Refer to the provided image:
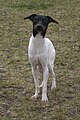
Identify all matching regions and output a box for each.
[32,33,45,47]
[34,33,44,39]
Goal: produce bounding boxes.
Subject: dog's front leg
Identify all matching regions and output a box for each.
[42,66,49,102]
[31,66,39,99]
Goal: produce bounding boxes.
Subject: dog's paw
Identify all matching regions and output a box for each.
[51,80,57,90]
[41,95,48,102]
[51,85,56,90]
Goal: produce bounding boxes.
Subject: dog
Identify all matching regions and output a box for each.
[24,14,58,102]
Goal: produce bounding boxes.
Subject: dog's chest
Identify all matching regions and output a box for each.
[28,35,46,57]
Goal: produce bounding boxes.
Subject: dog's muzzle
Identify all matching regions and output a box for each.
[36,25,43,31]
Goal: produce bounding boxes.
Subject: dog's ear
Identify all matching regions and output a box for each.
[24,14,37,21]
[47,16,59,24]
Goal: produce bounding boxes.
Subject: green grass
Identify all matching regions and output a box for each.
[9,1,53,10]
[0,0,80,120]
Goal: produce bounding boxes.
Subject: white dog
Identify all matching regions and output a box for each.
[24,14,58,102]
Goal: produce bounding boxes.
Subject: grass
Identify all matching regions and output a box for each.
[0,0,80,120]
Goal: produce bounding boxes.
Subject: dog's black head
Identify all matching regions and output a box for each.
[24,14,58,38]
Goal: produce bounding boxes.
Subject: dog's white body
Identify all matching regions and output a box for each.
[28,33,56,102]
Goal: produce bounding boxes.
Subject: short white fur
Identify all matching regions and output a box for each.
[28,33,56,102]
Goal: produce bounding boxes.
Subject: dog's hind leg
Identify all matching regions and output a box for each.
[49,64,56,90]
[39,81,43,88]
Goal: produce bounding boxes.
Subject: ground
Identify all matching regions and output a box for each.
[0,0,80,120]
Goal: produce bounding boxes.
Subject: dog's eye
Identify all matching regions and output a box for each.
[42,18,47,25]
[34,18,38,24]
[42,18,45,22]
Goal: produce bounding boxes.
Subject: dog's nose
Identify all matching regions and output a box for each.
[36,25,43,31]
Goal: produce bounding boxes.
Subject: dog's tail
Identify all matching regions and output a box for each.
[38,82,44,88]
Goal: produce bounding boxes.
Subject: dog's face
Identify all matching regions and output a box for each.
[24,14,58,37]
